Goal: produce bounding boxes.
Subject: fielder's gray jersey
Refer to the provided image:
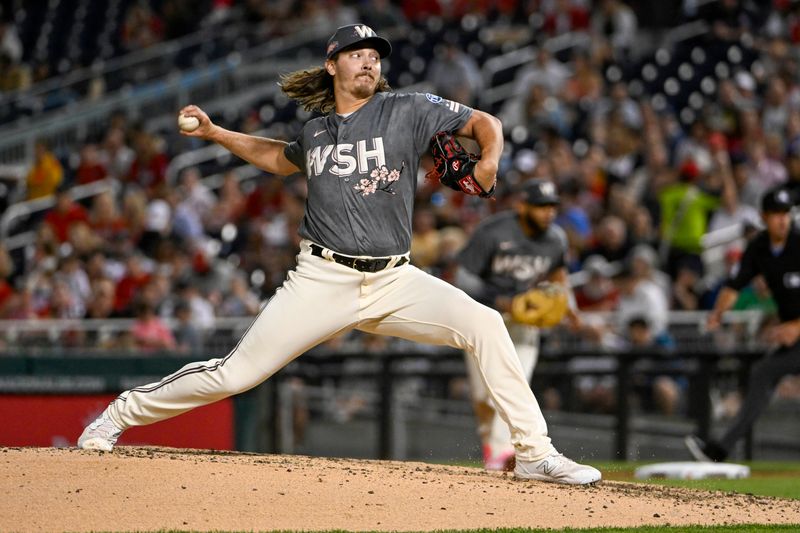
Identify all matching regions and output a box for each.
[458,211,568,300]
[284,92,472,256]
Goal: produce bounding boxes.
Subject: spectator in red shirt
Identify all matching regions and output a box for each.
[245,174,284,219]
[43,186,89,243]
[89,192,128,242]
[126,131,168,196]
[75,144,108,185]
[131,300,176,352]
[401,0,442,22]
[114,255,151,314]
[543,0,590,36]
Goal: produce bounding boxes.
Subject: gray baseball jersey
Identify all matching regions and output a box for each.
[458,211,568,301]
[284,92,472,256]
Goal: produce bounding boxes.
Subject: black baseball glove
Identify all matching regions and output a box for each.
[426,131,495,198]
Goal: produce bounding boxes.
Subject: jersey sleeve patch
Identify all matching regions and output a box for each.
[425,93,462,113]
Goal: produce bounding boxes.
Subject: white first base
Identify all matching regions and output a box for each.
[634,462,750,480]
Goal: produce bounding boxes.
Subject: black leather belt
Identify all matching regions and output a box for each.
[310,244,408,273]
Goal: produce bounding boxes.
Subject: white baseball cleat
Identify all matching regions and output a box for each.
[78,409,123,451]
[514,452,602,485]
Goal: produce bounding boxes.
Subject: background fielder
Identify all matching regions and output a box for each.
[457,179,577,471]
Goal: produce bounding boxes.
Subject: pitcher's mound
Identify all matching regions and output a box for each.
[3,446,799,532]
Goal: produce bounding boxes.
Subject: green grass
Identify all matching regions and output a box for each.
[444,459,800,500]
[595,461,800,500]
[123,526,800,532]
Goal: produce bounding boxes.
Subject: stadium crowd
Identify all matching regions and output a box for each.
[3,1,800,414]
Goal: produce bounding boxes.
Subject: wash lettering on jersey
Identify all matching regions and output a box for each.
[492,253,552,283]
[307,137,386,177]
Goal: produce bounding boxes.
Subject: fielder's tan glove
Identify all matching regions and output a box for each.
[510,282,569,328]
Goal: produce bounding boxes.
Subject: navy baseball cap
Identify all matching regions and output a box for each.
[761,188,794,213]
[520,179,560,206]
[326,24,392,60]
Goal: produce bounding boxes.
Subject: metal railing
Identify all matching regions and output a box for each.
[0,310,766,355]
[0,27,332,167]
[478,31,592,110]
[0,316,253,355]
[0,10,259,128]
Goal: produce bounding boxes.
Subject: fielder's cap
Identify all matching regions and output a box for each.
[627,314,651,329]
[629,244,659,269]
[760,187,794,213]
[326,24,392,60]
[520,179,560,205]
[583,255,613,277]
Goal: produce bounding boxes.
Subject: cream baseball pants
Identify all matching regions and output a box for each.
[107,240,556,461]
[465,323,540,458]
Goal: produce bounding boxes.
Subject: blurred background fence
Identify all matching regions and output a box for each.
[3,310,798,463]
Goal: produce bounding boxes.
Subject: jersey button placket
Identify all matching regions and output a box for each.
[339,126,348,181]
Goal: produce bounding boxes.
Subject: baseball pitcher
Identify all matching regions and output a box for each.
[78,24,599,485]
[457,179,577,471]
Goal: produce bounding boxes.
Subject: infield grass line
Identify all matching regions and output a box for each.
[444,460,800,500]
[123,525,800,533]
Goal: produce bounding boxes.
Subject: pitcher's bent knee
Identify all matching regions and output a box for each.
[470,305,507,334]
[458,304,510,347]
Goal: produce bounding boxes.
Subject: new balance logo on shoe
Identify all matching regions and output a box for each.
[514,452,601,485]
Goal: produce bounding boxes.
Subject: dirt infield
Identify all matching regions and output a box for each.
[2,447,800,532]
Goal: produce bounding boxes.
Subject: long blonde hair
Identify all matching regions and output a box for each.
[279,65,391,115]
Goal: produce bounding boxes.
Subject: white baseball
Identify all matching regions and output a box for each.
[178,114,200,132]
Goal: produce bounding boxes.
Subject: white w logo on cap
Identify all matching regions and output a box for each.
[540,182,556,196]
[354,25,376,38]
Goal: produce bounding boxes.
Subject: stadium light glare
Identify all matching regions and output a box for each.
[727,46,743,64]
[691,47,706,65]
[651,93,667,111]
[701,76,716,95]
[664,77,680,96]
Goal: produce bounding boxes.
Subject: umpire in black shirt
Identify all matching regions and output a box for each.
[686,187,800,462]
